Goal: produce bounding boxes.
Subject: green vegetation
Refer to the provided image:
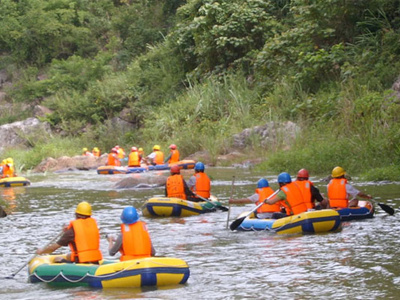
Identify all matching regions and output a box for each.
[1,0,400,179]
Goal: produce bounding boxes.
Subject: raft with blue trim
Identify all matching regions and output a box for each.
[0,176,31,187]
[28,255,190,288]
[335,201,374,221]
[97,160,196,175]
[234,209,342,234]
[142,197,222,217]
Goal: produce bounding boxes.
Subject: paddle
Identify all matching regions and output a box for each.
[226,176,235,229]
[372,199,395,215]
[229,189,280,231]
[4,231,63,279]
[195,194,229,211]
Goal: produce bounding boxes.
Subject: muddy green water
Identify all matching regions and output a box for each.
[0,168,399,299]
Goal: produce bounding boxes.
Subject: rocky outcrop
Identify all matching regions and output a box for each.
[114,174,168,189]
[0,117,51,153]
[33,155,107,173]
[232,121,300,149]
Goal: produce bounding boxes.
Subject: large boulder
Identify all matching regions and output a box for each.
[232,121,300,149]
[0,118,51,153]
[33,155,107,173]
[115,174,168,189]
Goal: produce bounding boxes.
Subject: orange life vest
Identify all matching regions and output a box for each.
[119,221,152,261]
[280,182,308,215]
[166,174,186,199]
[295,180,314,209]
[107,153,121,166]
[255,187,280,213]
[92,150,101,157]
[68,218,102,263]
[2,165,14,178]
[191,172,211,198]
[154,151,164,165]
[168,149,180,164]
[327,178,348,208]
[128,151,140,167]
[117,148,125,159]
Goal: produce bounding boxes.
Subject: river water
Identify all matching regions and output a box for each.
[0,168,399,299]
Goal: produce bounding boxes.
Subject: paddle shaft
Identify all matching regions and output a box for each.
[5,231,63,279]
[230,189,280,231]
[226,176,235,229]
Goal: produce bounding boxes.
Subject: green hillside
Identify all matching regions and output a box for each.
[1,0,400,179]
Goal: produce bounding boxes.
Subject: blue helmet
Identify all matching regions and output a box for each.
[120,206,139,224]
[257,178,269,188]
[277,172,292,184]
[195,162,205,172]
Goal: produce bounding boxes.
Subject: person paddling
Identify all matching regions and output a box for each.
[187,162,212,200]
[165,165,199,202]
[264,172,308,216]
[295,169,327,210]
[327,166,372,208]
[107,206,155,261]
[230,178,285,219]
[36,202,102,264]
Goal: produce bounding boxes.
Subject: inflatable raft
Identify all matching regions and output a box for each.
[234,209,342,234]
[0,176,31,188]
[97,160,196,175]
[142,197,222,217]
[28,255,190,288]
[97,166,147,175]
[335,201,374,221]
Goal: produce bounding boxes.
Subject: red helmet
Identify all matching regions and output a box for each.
[169,144,177,150]
[131,147,138,152]
[170,165,180,174]
[111,148,118,153]
[297,168,309,179]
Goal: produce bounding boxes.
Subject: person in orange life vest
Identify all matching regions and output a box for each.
[295,168,327,210]
[138,148,145,162]
[36,202,103,264]
[2,158,16,178]
[165,165,199,202]
[164,144,180,164]
[264,172,308,216]
[82,148,93,156]
[115,145,126,160]
[327,166,372,208]
[187,162,211,200]
[107,206,155,260]
[92,147,101,157]
[106,148,121,166]
[146,145,164,165]
[128,147,141,167]
[229,178,286,219]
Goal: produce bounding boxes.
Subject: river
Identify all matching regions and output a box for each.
[0,168,399,299]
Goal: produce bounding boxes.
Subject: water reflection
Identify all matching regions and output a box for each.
[0,169,399,299]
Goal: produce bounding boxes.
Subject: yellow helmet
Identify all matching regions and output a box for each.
[6,158,13,164]
[331,166,346,178]
[75,201,92,216]
[82,148,88,152]
[153,145,160,151]
[138,147,143,152]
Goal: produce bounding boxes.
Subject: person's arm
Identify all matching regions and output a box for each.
[164,153,172,164]
[184,180,196,197]
[311,185,324,202]
[108,234,122,256]
[187,176,196,190]
[230,193,258,204]
[36,243,62,255]
[265,190,285,204]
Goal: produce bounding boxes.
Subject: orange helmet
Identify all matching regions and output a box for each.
[297,169,309,179]
[170,165,180,174]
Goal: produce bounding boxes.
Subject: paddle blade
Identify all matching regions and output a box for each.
[229,216,246,231]
[378,203,395,215]
[218,206,229,212]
